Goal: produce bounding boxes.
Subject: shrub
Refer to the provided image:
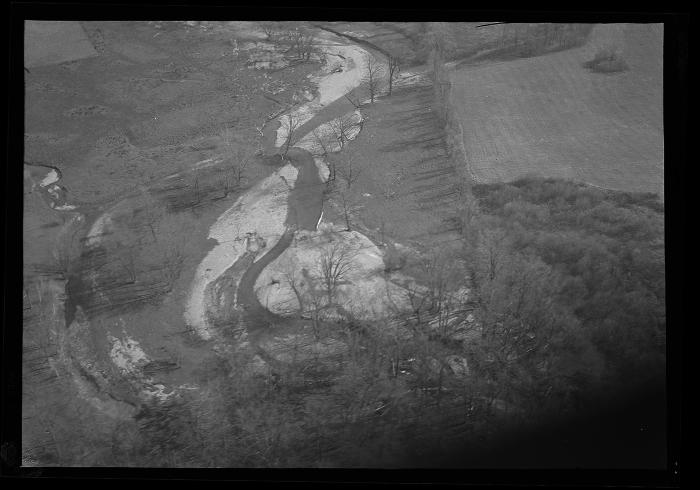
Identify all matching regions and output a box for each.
[383,243,408,273]
[583,47,629,73]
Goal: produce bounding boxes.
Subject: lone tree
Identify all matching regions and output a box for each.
[219,126,255,192]
[138,190,165,243]
[116,243,140,284]
[51,227,81,277]
[387,56,401,95]
[328,112,360,149]
[260,21,282,42]
[279,23,315,61]
[287,26,315,61]
[362,54,386,104]
[311,127,333,156]
[336,151,362,190]
[317,238,356,306]
[301,267,327,340]
[337,189,361,232]
[221,166,237,198]
[279,254,307,315]
[311,129,337,182]
[344,88,365,110]
[192,171,202,205]
[281,114,300,159]
[157,214,188,291]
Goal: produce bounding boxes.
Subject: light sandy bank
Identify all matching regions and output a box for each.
[254,221,410,320]
[184,163,298,340]
[275,31,371,148]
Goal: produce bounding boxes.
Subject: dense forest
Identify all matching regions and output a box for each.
[465,178,665,392]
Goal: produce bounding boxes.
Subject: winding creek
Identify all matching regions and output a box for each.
[43,24,387,412]
[235,148,323,322]
[188,28,378,348]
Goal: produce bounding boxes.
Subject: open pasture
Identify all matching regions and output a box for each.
[449,23,663,197]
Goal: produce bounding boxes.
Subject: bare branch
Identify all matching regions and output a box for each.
[344,91,363,109]
[283,25,316,61]
[281,114,300,159]
[336,190,361,232]
[311,128,332,158]
[362,54,386,104]
[317,238,357,307]
[327,112,360,150]
[336,152,362,190]
[219,125,256,190]
[387,56,401,95]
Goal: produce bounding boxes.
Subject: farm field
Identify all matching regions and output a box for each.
[449,23,663,197]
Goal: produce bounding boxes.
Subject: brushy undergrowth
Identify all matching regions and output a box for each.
[583,47,629,73]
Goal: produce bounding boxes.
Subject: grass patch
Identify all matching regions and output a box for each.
[583,47,629,73]
[329,85,462,247]
[448,23,663,196]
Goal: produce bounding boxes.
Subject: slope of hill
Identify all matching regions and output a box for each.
[449,23,663,198]
[25,21,99,67]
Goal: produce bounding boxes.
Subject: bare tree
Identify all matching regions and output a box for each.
[105,224,144,285]
[419,250,465,338]
[139,191,165,242]
[337,189,361,232]
[476,227,509,283]
[311,130,337,182]
[328,112,360,149]
[117,244,140,284]
[233,152,252,188]
[300,268,327,340]
[317,238,356,305]
[192,171,201,205]
[300,29,316,61]
[456,190,480,239]
[281,114,299,159]
[219,125,236,154]
[344,90,364,110]
[51,228,80,277]
[255,121,265,139]
[157,214,188,290]
[336,151,362,190]
[260,21,282,42]
[279,254,307,315]
[325,156,338,186]
[221,166,236,198]
[220,126,255,189]
[387,56,401,95]
[311,128,333,157]
[362,54,386,104]
[400,279,432,330]
[285,25,315,61]
[160,241,186,291]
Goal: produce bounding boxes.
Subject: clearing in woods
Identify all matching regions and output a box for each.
[449,23,663,197]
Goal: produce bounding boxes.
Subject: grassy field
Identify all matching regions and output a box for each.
[323,83,462,249]
[24,21,317,204]
[449,23,663,197]
[25,21,99,67]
